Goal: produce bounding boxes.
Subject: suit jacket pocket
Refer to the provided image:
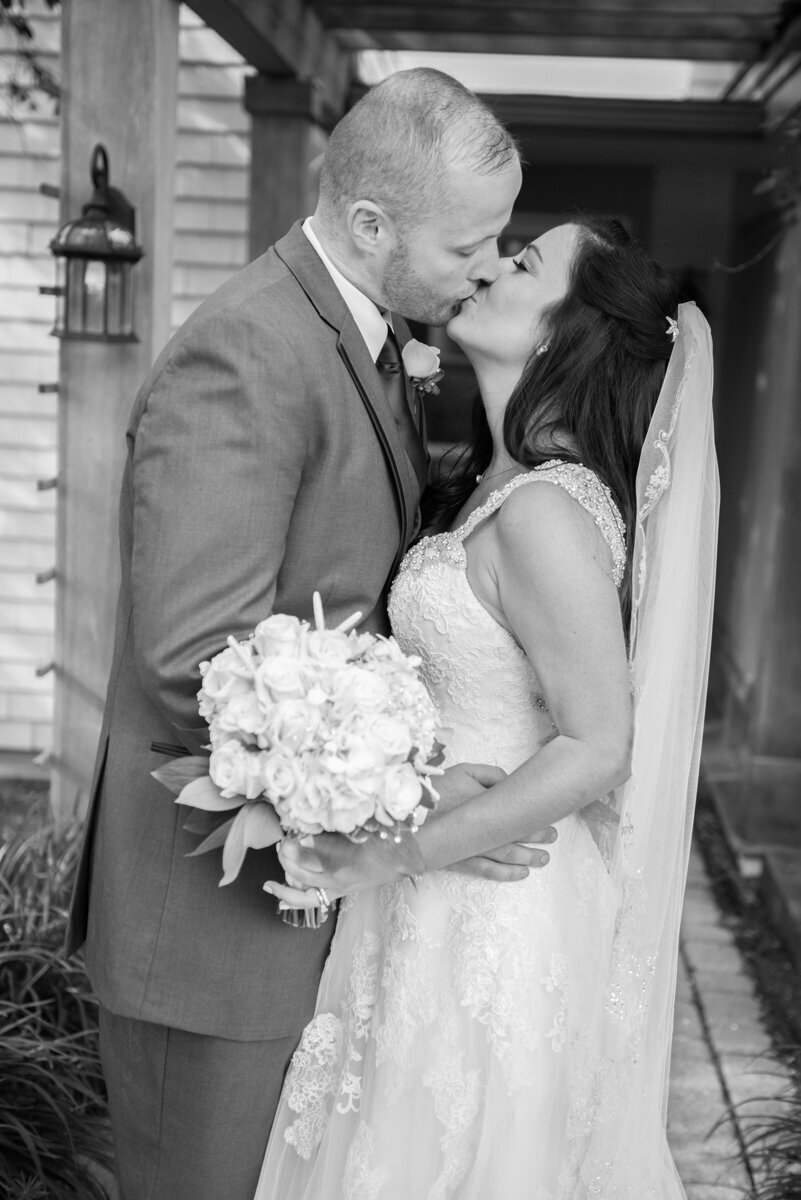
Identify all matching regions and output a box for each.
[149,740,192,757]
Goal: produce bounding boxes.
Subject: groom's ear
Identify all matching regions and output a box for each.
[347,201,396,259]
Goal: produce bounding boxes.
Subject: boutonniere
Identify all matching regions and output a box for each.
[401,338,444,397]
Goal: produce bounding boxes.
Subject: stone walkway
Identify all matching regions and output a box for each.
[669,844,792,1198]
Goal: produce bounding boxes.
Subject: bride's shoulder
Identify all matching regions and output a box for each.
[494,466,623,585]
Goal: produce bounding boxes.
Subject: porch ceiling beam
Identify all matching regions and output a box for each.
[328,30,765,63]
[310,3,777,60]
[187,0,351,115]
[314,0,778,9]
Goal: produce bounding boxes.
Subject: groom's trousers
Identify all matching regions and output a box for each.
[99,1006,298,1200]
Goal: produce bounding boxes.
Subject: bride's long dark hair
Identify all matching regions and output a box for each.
[422,215,687,628]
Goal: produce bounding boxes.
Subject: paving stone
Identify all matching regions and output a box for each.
[682,891,727,929]
[669,1055,724,1096]
[681,940,746,976]
[669,1108,750,1189]
[673,1147,751,1191]
[693,967,757,999]
[671,1031,716,1068]
[720,1055,793,1123]
[701,990,772,1057]
[673,1001,707,1044]
[680,920,739,946]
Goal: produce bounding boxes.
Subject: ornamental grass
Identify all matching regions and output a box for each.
[0,823,112,1199]
[737,1075,801,1200]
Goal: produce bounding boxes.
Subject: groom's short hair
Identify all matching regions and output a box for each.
[318,68,519,228]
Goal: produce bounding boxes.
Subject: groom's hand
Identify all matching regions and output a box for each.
[451,834,556,882]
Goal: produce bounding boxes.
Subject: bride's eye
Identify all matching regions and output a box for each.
[513,259,527,272]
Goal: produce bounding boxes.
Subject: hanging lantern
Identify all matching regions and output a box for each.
[49,144,143,342]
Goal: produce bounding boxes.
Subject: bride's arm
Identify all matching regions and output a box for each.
[271,482,631,897]
[413,481,632,869]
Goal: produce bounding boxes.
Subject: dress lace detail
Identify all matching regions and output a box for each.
[255,463,676,1200]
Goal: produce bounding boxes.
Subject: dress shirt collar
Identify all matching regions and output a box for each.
[302,217,391,363]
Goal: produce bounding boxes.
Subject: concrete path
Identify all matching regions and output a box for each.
[669,844,792,1199]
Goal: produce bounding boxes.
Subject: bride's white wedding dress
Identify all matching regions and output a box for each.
[256,462,661,1200]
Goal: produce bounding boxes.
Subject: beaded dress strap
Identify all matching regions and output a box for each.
[455,461,627,586]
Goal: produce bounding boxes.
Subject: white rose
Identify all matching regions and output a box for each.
[255,656,307,701]
[367,635,411,665]
[320,729,386,778]
[262,698,322,753]
[306,629,353,669]
[209,739,260,799]
[401,338,440,379]
[377,762,423,824]
[199,645,253,709]
[303,771,376,833]
[367,714,413,762]
[331,665,390,715]
[215,691,267,741]
[252,613,303,658]
[272,768,331,835]
[259,749,303,803]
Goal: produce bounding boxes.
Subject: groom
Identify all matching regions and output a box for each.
[68,69,551,1200]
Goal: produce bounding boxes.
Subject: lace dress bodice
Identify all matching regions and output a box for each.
[388,461,626,775]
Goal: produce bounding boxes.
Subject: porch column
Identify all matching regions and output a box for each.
[52,0,179,822]
[722,218,801,843]
[244,76,332,260]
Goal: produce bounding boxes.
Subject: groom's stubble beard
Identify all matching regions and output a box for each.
[381,236,463,328]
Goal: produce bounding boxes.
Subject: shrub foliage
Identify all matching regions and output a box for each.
[0,824,112,1198]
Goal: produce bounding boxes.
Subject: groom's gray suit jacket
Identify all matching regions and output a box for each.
[67,222,428,1041]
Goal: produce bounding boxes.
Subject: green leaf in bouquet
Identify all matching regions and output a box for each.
[220,803,284,887]
[186,815,237,857]
[429,739,447,769]
[174,775,242,812]
[181,809,220,836]
[151,755,210,795]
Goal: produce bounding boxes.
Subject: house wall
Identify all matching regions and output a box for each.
[0,2,250,753]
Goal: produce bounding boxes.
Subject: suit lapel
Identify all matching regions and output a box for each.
[393,315,431,493]
[274,223,422,565]
[336,318,422,566]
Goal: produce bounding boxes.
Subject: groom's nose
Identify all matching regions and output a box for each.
[469,240,502,285]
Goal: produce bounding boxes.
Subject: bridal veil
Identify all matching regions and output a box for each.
[580,300,719,1195]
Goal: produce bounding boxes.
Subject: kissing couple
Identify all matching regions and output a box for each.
[68,68,718,1200]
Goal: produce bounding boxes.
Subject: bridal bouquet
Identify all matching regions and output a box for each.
[153,593,442,895]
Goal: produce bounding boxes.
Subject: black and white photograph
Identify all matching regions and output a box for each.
[0,2,799,1198]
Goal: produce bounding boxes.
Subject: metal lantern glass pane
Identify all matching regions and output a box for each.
[49,144,143,343]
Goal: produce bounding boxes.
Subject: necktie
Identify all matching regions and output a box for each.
[376,325,428,490]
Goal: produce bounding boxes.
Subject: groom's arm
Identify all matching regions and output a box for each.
[129,310,308,754]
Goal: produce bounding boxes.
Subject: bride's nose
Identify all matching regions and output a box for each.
[484,257,518,290]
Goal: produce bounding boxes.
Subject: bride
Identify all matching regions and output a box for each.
[256,215,718,1198]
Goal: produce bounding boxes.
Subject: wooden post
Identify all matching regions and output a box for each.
[52,0,179,822]
[719,217,801,844]
[244,75,331,260]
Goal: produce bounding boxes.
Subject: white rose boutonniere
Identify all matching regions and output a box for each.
[401,338,444,397]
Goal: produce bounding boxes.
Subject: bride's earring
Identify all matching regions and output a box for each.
[536,342,549,356]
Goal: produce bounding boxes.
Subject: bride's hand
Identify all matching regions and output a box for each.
[264,827,426,902]
[263,846,345,912]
